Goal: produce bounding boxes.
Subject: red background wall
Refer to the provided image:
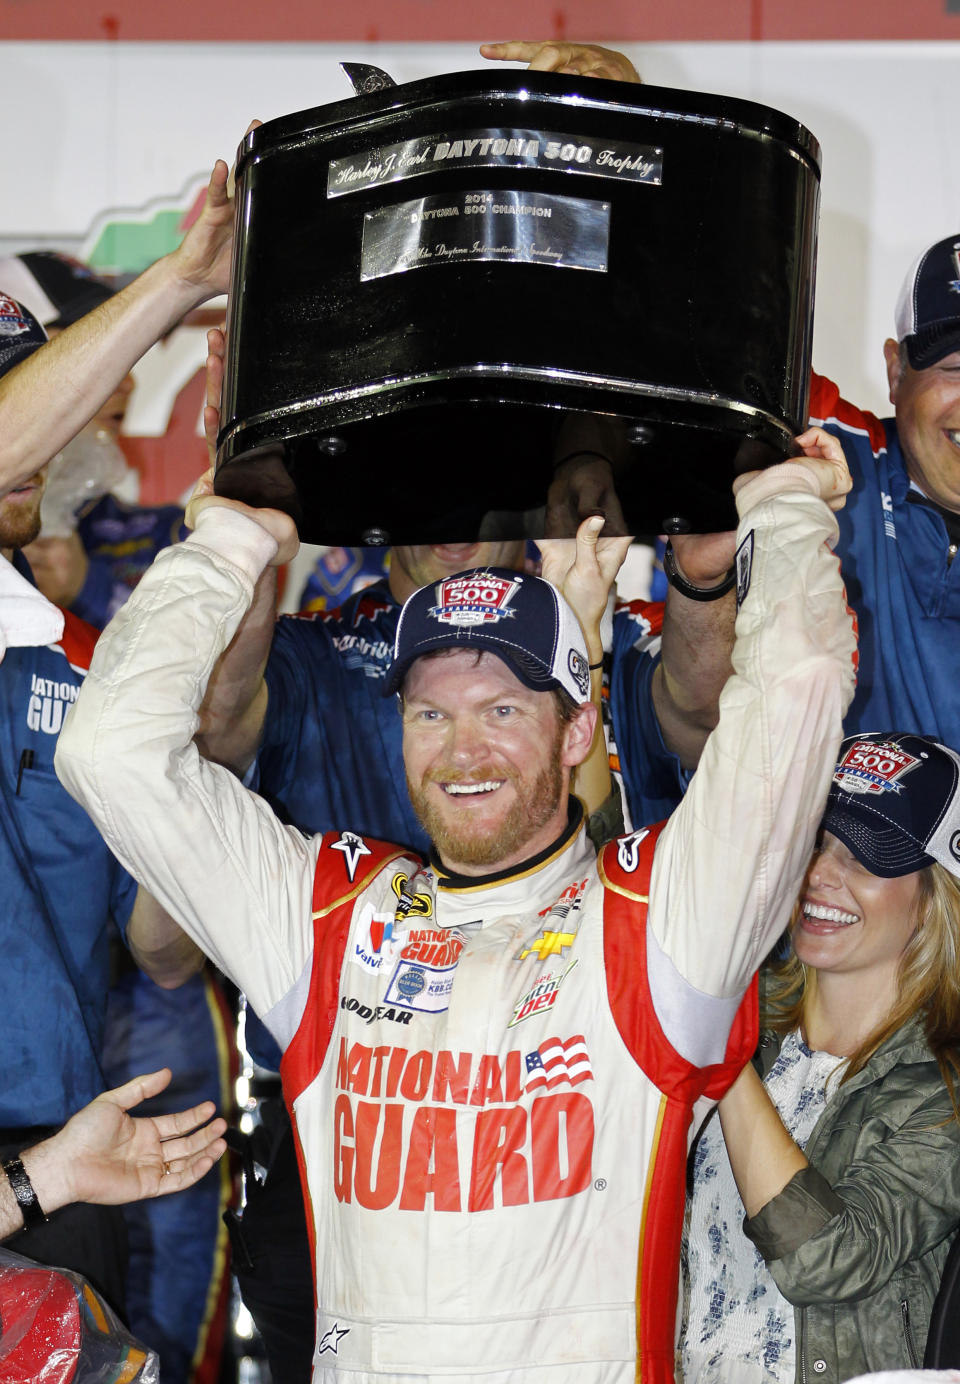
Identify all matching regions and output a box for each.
[2,0,959,41]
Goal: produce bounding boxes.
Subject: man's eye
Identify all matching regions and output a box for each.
[493,705,515,718]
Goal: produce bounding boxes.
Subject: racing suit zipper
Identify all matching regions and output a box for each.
[901,1298,920,1368]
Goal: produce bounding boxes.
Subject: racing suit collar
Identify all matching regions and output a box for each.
[430,798,588,895]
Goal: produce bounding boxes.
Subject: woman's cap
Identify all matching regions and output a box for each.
[822,732,960,879]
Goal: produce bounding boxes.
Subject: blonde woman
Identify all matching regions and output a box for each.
[683,731,960,1383]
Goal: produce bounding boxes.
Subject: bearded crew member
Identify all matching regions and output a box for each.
[56,441,856,1382]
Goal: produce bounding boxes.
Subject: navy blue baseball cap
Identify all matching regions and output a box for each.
[894,233,960,369]
[822,732,960,879]
[382,567,591,704]
[0,295,47,381]
[0,252,116,331]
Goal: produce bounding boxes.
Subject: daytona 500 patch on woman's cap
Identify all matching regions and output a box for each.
[822,731,960,879]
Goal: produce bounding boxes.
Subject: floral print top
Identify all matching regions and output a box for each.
[680,1030,845,1384]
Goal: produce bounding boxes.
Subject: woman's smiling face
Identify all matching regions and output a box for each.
[794,830,922,985]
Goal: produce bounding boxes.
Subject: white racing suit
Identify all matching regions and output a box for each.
[57,464,857,1384]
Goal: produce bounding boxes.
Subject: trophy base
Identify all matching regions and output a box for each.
[215,378,794,544]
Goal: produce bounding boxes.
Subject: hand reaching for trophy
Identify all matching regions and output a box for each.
[544,413,631,538]
[669,426,852,590]
[479,41,642,84]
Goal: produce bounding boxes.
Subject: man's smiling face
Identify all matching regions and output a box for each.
[401,648,592,876]
[885,340,960,513]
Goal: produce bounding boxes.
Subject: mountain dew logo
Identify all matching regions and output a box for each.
[80,175,211,276]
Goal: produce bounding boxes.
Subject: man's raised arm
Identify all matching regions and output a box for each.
[649,434,857,1016]
[54,497,318,1029]
[0,149,245,493]
[652,530,737,771]
[190,329,278,775]
[651,426,848,774]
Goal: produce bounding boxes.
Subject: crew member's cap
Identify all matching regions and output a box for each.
[0,252,115,330]
[894,233,960,369]
[0,295,47,381]
[821,731,960,879]
[382,567,592,705]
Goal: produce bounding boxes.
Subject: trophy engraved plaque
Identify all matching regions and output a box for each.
[360,191,612,281]
[215,68,821,542]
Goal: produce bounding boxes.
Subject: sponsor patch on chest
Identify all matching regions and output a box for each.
[508,959,578,1027]
[350,905,465,981]
[383,959,457,1013]
[332,1033,596,1213]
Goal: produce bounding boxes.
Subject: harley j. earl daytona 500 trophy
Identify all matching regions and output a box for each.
[213,62,821,543]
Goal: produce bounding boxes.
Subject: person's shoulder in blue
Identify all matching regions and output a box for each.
[1,550,136,1126]
[73,492,187,628]
[807,231,960,746]
[608,594,693,827]
[298,544,391,614]
[261,572,427,853]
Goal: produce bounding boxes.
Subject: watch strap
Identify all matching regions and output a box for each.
[3,1156,48,1229]
[663,541,736,602]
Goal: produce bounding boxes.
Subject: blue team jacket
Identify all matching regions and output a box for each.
[0,554,135,1126]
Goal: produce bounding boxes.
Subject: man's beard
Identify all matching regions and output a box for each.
[406,735,566,871]
[0,501,43,552]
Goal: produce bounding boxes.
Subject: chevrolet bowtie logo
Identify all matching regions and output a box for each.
[520,930,577,961]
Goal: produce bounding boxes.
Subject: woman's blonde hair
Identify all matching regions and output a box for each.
[765,861,960,1115]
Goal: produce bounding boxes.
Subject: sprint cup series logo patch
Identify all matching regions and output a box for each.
[430,574,521,626]
[833,740,922,795]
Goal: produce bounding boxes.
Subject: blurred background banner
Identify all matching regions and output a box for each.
[2,5,958,501]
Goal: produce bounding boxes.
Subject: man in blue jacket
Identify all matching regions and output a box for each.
[0,298,138,1309]
[0,157,235,1313]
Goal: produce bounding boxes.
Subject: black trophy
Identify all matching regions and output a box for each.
[214,64,820,542]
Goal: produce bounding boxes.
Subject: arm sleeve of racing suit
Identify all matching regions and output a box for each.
[644,463,857,1062]
[55,505,322,1031]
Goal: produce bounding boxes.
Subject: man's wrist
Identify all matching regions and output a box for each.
[663,542,736,601]
[734,462,822,517]
[188,503,281,580]
[16,1143,66,1221]
[136,251,219,326]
